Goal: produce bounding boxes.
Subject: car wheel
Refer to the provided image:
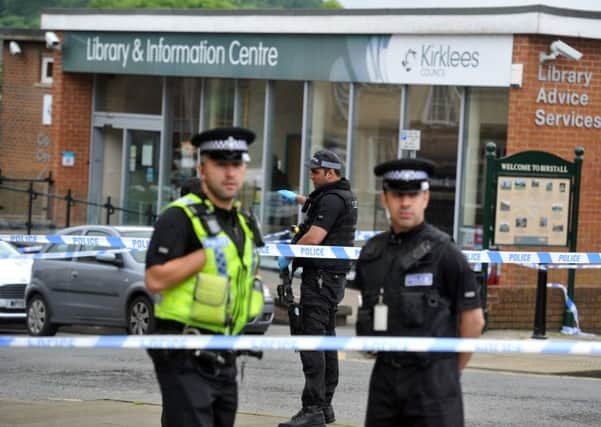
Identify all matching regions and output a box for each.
[26,294,58,337]
[127,296,155,335]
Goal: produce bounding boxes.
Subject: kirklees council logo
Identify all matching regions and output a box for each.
[400,44,480,77]
[363,34,514,86]
[418,44,480,77]
[401,48,417,72]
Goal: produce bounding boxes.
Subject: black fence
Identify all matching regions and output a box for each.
[0,171,157,234]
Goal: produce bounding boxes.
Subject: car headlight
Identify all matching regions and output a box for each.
[263,286,271,298]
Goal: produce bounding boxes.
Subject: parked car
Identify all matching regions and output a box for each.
[25,225,155,336]
[24,224,274,336]
[0,240,33,322]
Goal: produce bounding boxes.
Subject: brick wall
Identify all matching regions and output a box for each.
[0,40,54,220]
[487,285,601,333]
[48,34,93,226]
[502,35,601,288]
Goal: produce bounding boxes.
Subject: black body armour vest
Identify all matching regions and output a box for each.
[293,179,357,272]
[356,223,455,361]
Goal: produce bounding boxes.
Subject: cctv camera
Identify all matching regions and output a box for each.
[550,40,582,61]
[8,41,21,55]
[45,31,60,50]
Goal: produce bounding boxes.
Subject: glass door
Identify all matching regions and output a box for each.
[123,130,161,224]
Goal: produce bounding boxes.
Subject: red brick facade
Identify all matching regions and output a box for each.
[0,38,54,221]
[47,36,93,226]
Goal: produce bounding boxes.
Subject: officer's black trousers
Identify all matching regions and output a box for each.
[299,268,346,409]
[365,357,464,427]
[148,349,237,427]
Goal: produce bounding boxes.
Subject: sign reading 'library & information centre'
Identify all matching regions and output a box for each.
[63,32,513,86]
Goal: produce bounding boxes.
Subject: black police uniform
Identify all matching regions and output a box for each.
[290,152,358,420]
[145,127,256,427]
[355,158,481,427]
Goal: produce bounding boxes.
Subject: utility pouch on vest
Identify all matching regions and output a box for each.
[400,292,426,328]
[288,303,303,335]
[190,273,229,326]
[248,276,265,320]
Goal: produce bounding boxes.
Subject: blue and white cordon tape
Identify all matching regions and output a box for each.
[3,234,601,265]
[1,335,601,355]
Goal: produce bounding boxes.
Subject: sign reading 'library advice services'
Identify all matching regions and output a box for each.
[63,32,512,87]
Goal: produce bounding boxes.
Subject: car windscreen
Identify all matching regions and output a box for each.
[121,230,152,264]
[0,241,20,256]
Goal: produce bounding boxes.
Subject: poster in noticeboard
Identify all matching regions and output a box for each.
[494,175,570,246]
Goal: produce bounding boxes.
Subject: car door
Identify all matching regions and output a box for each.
[32,240,77,323]
[69,229,128,325]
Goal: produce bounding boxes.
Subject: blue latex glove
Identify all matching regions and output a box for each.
[277,189,297,203]
[278,255,290,271]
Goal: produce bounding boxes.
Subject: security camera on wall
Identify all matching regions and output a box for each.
[550,40,583,61]
[45,31,60,50]
[8,41,21,55]
[540,39,583,62]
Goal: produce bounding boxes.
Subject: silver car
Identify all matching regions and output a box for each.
[25,225,154,336]
[0,240,33,322]
[25,224,273,336]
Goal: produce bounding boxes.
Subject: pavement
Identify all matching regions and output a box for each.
[1,329,600,427]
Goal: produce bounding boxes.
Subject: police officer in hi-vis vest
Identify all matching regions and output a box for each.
[355,158,485,427]
[145,127,264,427]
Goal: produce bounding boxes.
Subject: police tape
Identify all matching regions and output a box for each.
[3,234,601,264]
[1,334,601,355]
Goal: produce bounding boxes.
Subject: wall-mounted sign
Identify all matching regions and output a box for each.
[63,32,513,87]
[42,94,52,125]
[399,129,421,151]
[62,151,74,167]
[534,63,600,129]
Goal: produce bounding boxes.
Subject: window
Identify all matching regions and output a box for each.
[41,57,53,84]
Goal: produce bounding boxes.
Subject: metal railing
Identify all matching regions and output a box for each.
[0,172,157,234]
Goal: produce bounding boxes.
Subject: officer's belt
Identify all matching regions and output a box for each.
[155,319,236,366]
[378,352,452,369]
[155,318,216,335]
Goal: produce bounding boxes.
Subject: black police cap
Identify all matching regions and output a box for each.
[305,149,343,170]
[191,127,255,162]
[374,158,435,194]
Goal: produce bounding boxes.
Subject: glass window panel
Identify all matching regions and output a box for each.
[459,87,509,249]
[407,85,461,236]
[238,79,266,215]
[203,78,235,129]
[306,81,349,182]
[167,77,202,201]
[350,84,402,232]
[264,80,304,234]
[95,75,162,114]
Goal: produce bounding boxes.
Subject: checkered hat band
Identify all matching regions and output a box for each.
[199,138,248,152]
[320,160,341,170]
[383,170,429,181]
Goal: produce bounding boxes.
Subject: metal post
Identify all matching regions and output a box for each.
[105,196,113,225]
[564,146,584,328]
[145,204,154,226]
[26,182,35,235]
[65,189,73,227]
[481,142,497,329]
[532,265,548,339]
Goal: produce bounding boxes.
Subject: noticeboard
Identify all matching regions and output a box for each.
[483,148,582,248]
[494,175,570,246]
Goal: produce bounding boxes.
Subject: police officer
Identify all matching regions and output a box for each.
[145,127,264,427]
[355,158,485,427]
[277,149,358,427]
